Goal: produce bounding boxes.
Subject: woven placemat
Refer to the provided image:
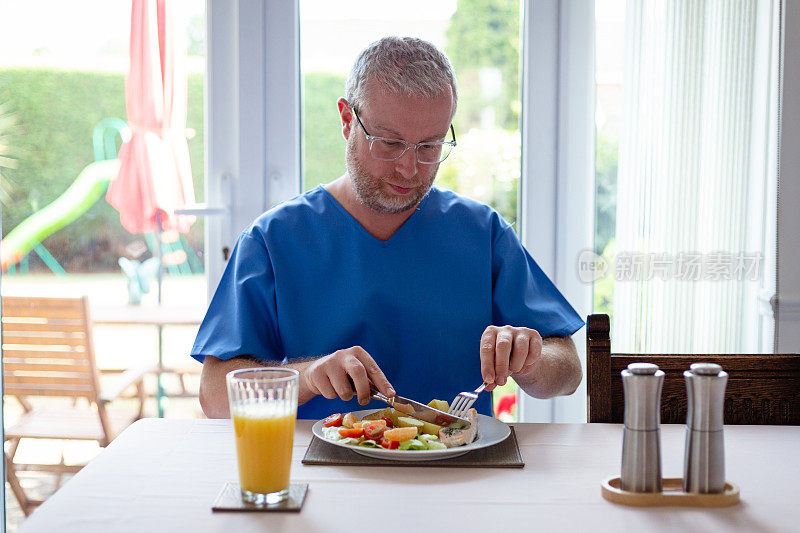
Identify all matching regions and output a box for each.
[302,426,523,468]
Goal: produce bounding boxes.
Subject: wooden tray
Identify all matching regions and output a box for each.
[601,476,740,507]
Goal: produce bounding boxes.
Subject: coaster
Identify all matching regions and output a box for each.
[302,426,524,468]
[212,482,308,512]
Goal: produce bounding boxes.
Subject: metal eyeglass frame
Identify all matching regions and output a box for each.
[351,106,457,164]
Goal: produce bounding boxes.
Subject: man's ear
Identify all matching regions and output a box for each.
[338,98,353,140]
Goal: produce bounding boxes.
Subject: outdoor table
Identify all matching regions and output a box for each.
[91,304,204,417]
[16,419,799,532]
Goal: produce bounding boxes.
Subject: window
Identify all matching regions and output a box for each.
[300,0,521,226]
[1,1,206,525]
[593,0,779,353]
[300,0,523,421]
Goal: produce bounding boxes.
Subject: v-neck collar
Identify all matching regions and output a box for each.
[318,185,432,244]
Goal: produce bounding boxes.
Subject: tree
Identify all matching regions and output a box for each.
[445,0,520,131]
[595,133,618,255]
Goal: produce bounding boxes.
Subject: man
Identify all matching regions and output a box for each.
[193,37,584,419]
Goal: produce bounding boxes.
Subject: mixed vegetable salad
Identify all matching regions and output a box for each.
[320,399,477,451]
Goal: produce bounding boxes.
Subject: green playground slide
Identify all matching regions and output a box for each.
[1,158,120,271]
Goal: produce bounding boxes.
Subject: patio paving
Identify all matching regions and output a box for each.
[3,273,208,531]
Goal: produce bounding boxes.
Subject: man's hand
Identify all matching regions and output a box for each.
[199,347,395,419]
[479,325,543,391]
[301,346,395,405]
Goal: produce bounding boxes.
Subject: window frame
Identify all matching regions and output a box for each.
[203,0,799,422]
[517,0,595,422]
[3,3,798,518]
[205,0,595,422]
[204,0,301,297]
[777,0,800,352]
[1,274,5,531]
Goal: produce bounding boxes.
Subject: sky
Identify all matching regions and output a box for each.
[0,0,623,81]
[0,0,457,74]
[0,0,204,71]
[0,0,622,131]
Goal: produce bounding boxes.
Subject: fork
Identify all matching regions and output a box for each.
[448,383,487,418]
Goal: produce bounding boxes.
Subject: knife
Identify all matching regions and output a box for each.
[368,385,471,428]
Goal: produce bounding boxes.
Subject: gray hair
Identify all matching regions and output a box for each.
[345,36,458,113]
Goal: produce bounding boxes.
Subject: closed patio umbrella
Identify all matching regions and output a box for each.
[106,0,195,236]
[105,0,195,417]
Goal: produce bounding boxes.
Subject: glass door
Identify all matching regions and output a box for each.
[592,0,778,353]
[300,0,522,421]
[1,1,207,526]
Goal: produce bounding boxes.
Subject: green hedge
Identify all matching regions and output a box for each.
[303,72,346,190]
[0,67,543,273]
[0,67,204,272]
[0,67,348,272]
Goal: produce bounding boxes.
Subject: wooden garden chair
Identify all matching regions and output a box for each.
[586,314,800,425]
[2,295,147,516]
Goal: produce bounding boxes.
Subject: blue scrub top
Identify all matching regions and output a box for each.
[191,186,584,419]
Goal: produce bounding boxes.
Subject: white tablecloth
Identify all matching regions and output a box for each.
[18,419,800,532]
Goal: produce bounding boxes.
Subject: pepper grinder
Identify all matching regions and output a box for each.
[683,362,728,493]
[620,362,664,492]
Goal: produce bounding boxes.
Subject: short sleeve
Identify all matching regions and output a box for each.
[491,223,585,337]
[190,231,284,363]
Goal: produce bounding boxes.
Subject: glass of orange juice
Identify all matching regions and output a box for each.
[226,368,299,506]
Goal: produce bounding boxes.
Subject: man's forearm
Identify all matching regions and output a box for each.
[199,355,318,419]
[512,336,582,399]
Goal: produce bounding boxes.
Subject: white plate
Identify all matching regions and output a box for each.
[311,409,511,461]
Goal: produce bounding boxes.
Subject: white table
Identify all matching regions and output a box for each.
[91,304,203,417]
[18,419,800,532]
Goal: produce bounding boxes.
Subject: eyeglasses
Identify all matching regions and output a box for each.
[351,107,457,164]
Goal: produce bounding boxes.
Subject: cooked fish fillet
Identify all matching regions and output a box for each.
[438,408,478,448]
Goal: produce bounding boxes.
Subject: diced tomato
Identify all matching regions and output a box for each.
[363,421,386,441]
[381,416,394,428]
[338,427,365,438]
[323,413,343,427]
[380,437,399,449]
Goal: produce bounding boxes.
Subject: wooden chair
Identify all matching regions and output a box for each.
[586,314,800,425]
[2,296,147,515]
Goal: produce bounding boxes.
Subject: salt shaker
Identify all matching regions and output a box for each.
[683,362,728,493]
[620,362,664,492]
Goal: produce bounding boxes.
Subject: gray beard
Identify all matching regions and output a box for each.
[346,141,436,215]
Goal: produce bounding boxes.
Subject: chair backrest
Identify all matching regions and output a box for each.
[2,296,102,404]
[587,314,800,425]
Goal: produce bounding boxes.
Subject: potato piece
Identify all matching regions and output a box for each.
[388,409,403,427]
[362,408,391,421]
[420,420,443,436]
[427,399,450,413]
[396,414,441,436]
[393,402,414,415]
[396,416,425,430]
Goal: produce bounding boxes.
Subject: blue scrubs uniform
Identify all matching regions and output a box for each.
[191,186,584,419]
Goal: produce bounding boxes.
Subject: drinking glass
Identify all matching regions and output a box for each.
[226,368,299,505]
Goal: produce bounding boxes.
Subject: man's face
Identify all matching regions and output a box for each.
[344,84,455,215]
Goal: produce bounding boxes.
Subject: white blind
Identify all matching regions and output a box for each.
[612,0,778,353]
